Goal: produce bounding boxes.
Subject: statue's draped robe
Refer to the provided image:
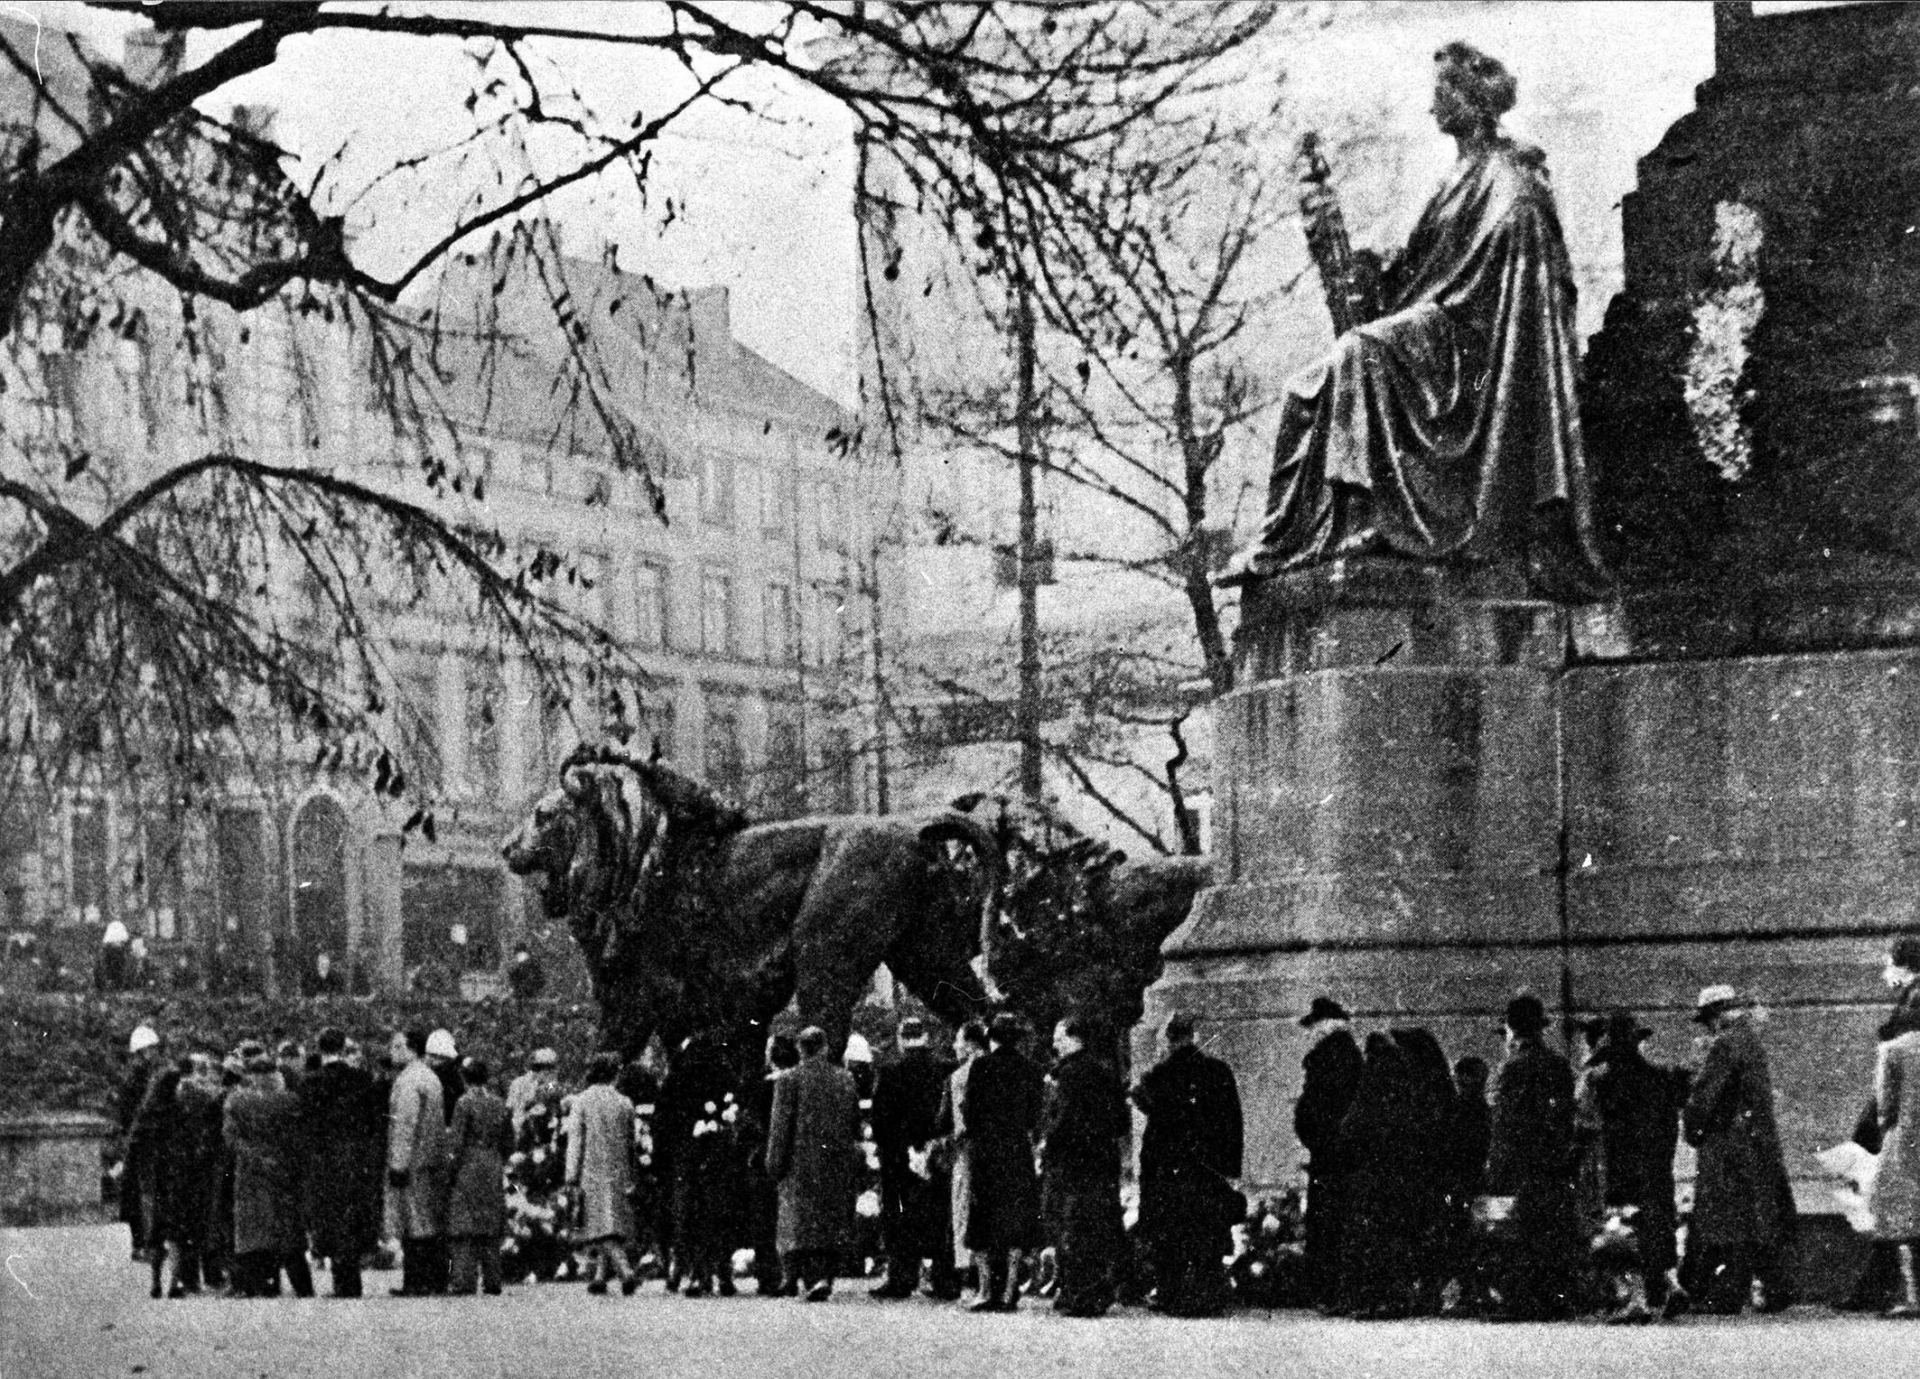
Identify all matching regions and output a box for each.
[1248,138,1610,599]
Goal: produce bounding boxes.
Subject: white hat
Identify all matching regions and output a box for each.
[530,1047,558,1068]
[842,1032,873,1064]
[425,1028,458,1059]
[102,920,130,946]
[128,1025,159,1054]
[1693,984,1742,1022]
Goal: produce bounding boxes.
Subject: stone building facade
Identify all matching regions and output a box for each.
[0,20,876,997]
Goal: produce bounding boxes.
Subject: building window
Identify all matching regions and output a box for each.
[815,478,842,550]
[703,695,746,800]
[401,863,503,986]
[700,570,735,658]
[537,690,575,782]
[466,660,506,798]
[641,693,678,762]
[760,466,793,534]
[820,727,858,813]
[809,584,849,669]
[1,802,37,929]
[764,582,797,664]
[142,812,186,942]
[763,707,806,819]
[574,551,615,630]
[634,561,670,649]
[697,450,736,527]
[396,661,444,796]
[69,798,109,926]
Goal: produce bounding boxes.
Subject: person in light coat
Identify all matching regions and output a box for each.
[935,1021,989,1287]
[567,1051,640,1295]
[386,1028,450,1296]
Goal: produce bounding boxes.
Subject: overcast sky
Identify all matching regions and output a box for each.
[21,1,1737,411]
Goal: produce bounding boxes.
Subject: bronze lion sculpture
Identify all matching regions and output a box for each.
[501,745,1003,1059]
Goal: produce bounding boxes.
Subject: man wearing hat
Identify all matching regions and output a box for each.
[1681,985,1795,1314]
[507,1047,561,1132]
[1483,992,1579,1320]
[869,1016,961,1300]
[1293,996,1363,1311]
[1585,1011,1690,1321]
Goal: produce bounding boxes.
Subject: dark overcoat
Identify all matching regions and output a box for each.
[1294,1029,1365,1166]
[224,1082,306,1255]
[151,1074,224,1250]
[872,1045,954,1260]
[765,1057,859,1254]
[961,1045,1045,1251]
[1683,1017,1794,1250]
[301,1059,382,1261]
[447,1086,513,1238]
[1133,1043,1244,1256]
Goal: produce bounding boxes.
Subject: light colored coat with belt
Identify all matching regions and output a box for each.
[565,1083,637,1243]
[386,1057,449,1239]
[1870,1030,1920,1240]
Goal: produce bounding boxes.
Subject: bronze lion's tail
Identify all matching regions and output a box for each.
[918,810,1007,1004]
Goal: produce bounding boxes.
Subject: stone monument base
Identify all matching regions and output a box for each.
[1148,558,1920,1248]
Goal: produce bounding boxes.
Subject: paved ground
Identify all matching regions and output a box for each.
[0,1226,1907,1379]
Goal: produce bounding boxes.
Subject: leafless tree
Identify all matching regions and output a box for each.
[0,1,1278,812]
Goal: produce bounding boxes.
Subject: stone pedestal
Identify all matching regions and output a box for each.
[1148,558,1920,1219]
[0,1114,113,1226]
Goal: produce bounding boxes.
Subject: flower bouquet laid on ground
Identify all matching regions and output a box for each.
[1228,1188,1308,1310]
[501,1094,579,1284]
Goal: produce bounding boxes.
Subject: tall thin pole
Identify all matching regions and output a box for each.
[1014,280,1043,806]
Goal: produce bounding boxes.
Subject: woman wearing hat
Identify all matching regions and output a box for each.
[1681,986,1795,1314]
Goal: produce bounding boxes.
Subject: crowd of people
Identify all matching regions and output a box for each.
[106,936,1920,1322]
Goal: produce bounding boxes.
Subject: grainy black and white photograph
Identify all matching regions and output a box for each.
[1,0,1915,1374]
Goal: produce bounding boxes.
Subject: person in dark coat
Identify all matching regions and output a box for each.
[746,1035,800,1295]
[1585,1011,1690,1321]
[224,1055,314,1298]
[1446,1056,1492,1312]
[1681,985,1796,1314]
[117,1025,163,1262]
[1293,997,1364,1311]
[1334,1033,1423,1318]
[132,1056,201,1298]
[870,1017,960,1300]
[447,1058,513,1295]
[1483,993,1579,1320]
[1039,1016,1129,1317]
[765,1025,860,1301]
[960,1013,1046,1312]
[300,1027,381,1298]
[1132,1011,1244,1318]
[1391,1027,1458,1313]
[153,1053,226,1298]
[658,1033,747,1297]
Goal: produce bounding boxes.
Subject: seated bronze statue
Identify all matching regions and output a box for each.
[1218,42,1611,603]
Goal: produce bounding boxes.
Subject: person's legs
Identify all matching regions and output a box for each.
[283,1250,315,1299]
[480,1240,502,1296]
[331,1253,362,1299]
[449,1237,479,1295]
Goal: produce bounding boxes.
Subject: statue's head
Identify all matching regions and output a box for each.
[1432,41,1515,136]
[500,749,670,920]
